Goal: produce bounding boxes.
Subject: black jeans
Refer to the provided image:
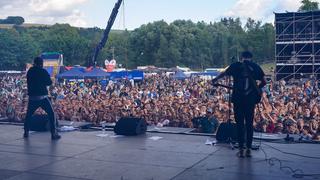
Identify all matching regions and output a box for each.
[24,97,57,135]
[233,101,255,149]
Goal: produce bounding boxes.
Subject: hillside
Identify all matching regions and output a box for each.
[0,23,50,29]
[0,23,126,33]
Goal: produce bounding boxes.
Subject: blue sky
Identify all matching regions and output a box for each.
[80,0,237,30]
[0,0,309,29]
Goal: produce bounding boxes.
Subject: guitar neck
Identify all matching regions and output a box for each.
[213,83,232,89]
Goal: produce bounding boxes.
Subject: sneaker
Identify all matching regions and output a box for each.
[238,149,245,158]
[51,133,61,140]
[246,149,252,157]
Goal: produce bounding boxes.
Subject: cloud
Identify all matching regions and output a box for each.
[225,0,272,20]
[274,0,302,12]
[64,10,87,27]
[29,0,88,14]
[225,0,320,23]
[0,0,89,27]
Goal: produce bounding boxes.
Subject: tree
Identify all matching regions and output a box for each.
[17,33,40,68]
[0,17,276,70]
[40,24,90,66]
[0,16,24,25]
[0,29,20,69]
[0,29,38,70]
[298,0,319,12]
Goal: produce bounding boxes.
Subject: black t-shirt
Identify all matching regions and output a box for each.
[27,66,52,96]
[225,60,265,103]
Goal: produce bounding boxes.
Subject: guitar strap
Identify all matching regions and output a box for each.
[243,62,260,95]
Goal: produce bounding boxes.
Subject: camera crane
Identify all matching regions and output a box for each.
[91,0,123,67]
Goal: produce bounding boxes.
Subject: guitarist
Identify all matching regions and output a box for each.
[212,51,266,158]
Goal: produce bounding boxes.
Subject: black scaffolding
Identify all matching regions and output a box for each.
[275,11,320,80]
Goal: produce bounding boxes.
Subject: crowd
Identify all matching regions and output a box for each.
[0,74,28,122]
[0,72,319,141]
[256,78,320,141]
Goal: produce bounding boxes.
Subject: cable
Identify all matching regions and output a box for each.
[122,0,126,30]
[260,146,303,178]
[268,157,303,174]
[253,131,263,150]
[262,142,320,159]
[260,144,320,179]
[170,147,223,180]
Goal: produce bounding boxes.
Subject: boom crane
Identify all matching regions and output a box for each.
[91,0,123,67]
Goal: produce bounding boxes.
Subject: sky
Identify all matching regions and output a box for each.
[0,0,314,30]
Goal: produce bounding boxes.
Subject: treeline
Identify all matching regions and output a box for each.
[0,16,24,25]
[0,18,275,70]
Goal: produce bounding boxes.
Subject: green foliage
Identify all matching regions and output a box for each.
[0,18,275,70]
[0,16,25,25]
[0,29,39,70]
[299,0,319,12]
[40,24,91,66]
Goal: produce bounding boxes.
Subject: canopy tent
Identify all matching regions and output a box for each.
[109,71,127,80]
[128,70,144,80]
[84,68,110,78]
[109,70,144,80]
[174,71,187,80]
[71,66,86,72]
[56,68,84,79]
[191,71,220,77]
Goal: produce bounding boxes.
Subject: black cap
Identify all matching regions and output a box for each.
[33,57,43,66]
[241,51,253,59]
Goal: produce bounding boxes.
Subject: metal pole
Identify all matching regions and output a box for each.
[92,0,123,67]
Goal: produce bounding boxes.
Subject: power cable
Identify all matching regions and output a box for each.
[260,143,320,179]
[262,142,320,159]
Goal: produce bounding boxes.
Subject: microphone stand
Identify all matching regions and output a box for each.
[212,78,235,150]
[226,77,235,150]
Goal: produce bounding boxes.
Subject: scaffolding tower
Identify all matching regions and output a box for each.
[275,11,320,81]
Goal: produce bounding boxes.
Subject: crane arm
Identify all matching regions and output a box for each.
[92,0,123,66]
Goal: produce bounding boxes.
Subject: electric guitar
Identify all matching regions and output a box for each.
[212,83,232,89]
[213,83,262,104]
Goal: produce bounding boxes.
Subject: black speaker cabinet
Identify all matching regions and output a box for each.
[28,114,50,132]
[114,117,147,136]
[216,122,237,142]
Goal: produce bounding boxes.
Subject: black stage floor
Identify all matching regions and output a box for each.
[0,124,319,180]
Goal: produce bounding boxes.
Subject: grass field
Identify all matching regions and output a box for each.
[261,62,275,74]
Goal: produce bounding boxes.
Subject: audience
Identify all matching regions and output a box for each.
[0,72,319,141]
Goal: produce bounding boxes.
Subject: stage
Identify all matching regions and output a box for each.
[0,124,319,180]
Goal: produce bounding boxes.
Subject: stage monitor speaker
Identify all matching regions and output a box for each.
[28,114,50,132]
[114,117,147,136]
[216,122,237,142]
